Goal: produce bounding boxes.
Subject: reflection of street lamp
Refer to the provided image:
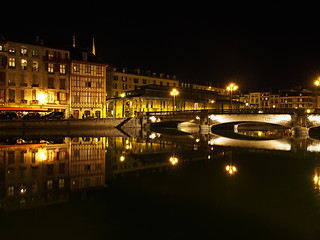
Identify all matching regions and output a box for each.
[226,164,237,175]
[170,156,178,165]
[170,88,179,112]
[226,83,238,110]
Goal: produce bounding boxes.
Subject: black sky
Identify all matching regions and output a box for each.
[3,5,320,91]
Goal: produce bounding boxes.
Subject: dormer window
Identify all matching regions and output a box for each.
[82,52,87,61]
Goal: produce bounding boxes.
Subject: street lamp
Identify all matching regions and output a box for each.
[226,83,238,111]
[170,88,179,112]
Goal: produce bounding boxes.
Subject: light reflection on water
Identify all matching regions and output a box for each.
[1,130,320,238]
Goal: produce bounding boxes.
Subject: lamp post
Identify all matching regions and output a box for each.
[120,92,125,117]
[315,79,320,110]
[226,83,238,111]
[170,88,179,112]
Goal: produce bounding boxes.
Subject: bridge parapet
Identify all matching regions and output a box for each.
[209,114,292,127]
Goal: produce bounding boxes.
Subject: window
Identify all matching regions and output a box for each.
[134,78,139,83]
[9,89,15,102]
[60,79,66,89]
[48,63,54,73]
[21,59,27,70]
[8,48,15,54]
[85,65,91,74]
[122,76,127,82]
[123,83,127,90]
[20,47,27,56]
[113,76,118,81]
[96,66,102,75]
[82,52,87,61]
[113,83,117,89]
[48,52,54,59]
[48,78,55,89]
[32,49,39,57]
[47,180,53,190]
[32,75,39,87]
[32,61,39,71]
[8,58,15,68]
[59,178,64,189]
[73,63,79,72]
[60,64,66,75]
[143,79,147,84]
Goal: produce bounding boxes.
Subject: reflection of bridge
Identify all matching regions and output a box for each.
[147,109,320,136]
[209,133,320,152]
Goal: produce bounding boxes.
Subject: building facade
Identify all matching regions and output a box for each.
[0,39,70,116]
[70,48,107,119]
[106,67,179,99]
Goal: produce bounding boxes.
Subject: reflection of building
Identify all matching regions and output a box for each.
[0,140,70,212]
[69,137,106,190]
[70,46,107,119]
[0,136,107,212]
[0,39,70,115]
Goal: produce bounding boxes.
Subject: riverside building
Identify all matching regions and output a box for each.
[70,44,107,119]
[0,38,70,116]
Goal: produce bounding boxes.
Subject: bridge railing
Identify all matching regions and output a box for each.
[138,108,296,117]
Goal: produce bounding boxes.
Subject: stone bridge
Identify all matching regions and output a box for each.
[146,109,320,136]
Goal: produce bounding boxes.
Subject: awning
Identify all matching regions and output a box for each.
[0,107,49,112]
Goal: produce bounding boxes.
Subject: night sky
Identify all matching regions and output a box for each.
[2,5,320,92]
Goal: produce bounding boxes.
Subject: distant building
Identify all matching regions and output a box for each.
[0,38,70,116]
[106,67,179,99]
[107,85,231,118]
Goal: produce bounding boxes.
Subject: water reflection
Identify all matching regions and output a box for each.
[3,129,320,213]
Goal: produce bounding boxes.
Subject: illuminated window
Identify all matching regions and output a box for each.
[21,59,27,70]
[8,58,15,68]
[59,64,66,75]
[20,47,27,56]
[48,63,54,73]
[8,186,14,196]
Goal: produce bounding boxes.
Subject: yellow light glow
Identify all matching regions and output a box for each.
[226,83,238,91]
[120,93,125,98]
[38,149,47,161]
[307,109,311,114]
[37,93,47,104]
[170,156,178,165]
[120,155,125,161]
[170,89,179,96]
[258,131,263,137]
[315,80,320,87]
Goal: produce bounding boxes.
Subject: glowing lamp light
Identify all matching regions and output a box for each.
[170,89,179,96]
[120,156,125,162]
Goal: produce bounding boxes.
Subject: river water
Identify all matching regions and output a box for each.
[1,128,320,239]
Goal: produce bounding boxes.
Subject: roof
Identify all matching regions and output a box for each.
[70,47,107,65]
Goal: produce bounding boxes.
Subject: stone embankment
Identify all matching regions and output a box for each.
[0,117,142,129]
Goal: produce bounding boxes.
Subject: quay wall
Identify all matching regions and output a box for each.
[0,118,141,130]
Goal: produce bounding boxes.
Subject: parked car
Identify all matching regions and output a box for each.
[22,112,41,119]
[41,112,65,120]
[0,112,18,120]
